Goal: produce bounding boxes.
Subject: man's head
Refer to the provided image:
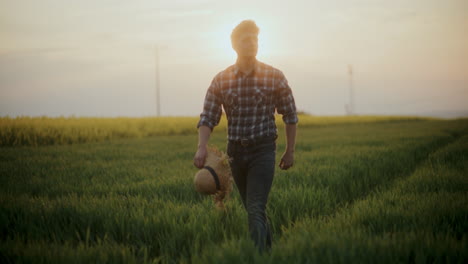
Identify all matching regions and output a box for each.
[231,20,259,58]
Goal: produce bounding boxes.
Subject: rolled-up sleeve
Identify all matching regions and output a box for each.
[197,78,222,130]
[275,71,299,124]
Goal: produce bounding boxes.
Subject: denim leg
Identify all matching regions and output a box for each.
[228,148,248,208]
[245,143,275,252]
[227,141,276,253]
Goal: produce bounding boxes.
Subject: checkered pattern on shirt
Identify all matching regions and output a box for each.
[197,61,298,141]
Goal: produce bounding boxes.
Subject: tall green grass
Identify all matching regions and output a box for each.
[0,118,467,263]
[196,123,468,263]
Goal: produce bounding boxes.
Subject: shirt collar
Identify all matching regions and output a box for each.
[232,60,260,77]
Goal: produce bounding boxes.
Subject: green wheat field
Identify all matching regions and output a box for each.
[1,115,467,263]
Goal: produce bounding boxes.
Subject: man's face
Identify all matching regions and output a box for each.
[233,32,258,58]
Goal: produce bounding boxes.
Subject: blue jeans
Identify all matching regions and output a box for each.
[227,138,276,252]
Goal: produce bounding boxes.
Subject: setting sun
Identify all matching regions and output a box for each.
[210,18,275,62]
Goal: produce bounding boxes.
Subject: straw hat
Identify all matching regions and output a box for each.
[194,147,233,209]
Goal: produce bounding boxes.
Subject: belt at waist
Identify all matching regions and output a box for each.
[228,135,277,147]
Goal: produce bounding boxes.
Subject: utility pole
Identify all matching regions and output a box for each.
[345,64,354,115]
[155,45,161,117]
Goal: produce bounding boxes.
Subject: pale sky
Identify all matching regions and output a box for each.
[1,0,467,118]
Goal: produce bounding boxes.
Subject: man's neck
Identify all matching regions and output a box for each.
[236,56,257,75]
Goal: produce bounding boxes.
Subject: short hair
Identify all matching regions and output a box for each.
[231,20,260,44]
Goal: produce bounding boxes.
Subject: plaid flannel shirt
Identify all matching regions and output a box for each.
[197,60,298,141]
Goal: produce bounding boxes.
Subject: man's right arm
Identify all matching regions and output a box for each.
[193,125,212,168]
[193,77,222,168]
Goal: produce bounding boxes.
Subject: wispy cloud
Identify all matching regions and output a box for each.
[158,9,214,18]
[0,47,76,57]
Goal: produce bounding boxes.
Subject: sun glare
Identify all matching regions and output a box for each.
[256,23,272,61]
[211,22,237,62]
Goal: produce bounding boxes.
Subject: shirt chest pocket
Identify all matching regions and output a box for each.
[222,89,238,112]
[254,87,271,106]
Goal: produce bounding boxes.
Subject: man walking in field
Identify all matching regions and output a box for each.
[193,20,298,252]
